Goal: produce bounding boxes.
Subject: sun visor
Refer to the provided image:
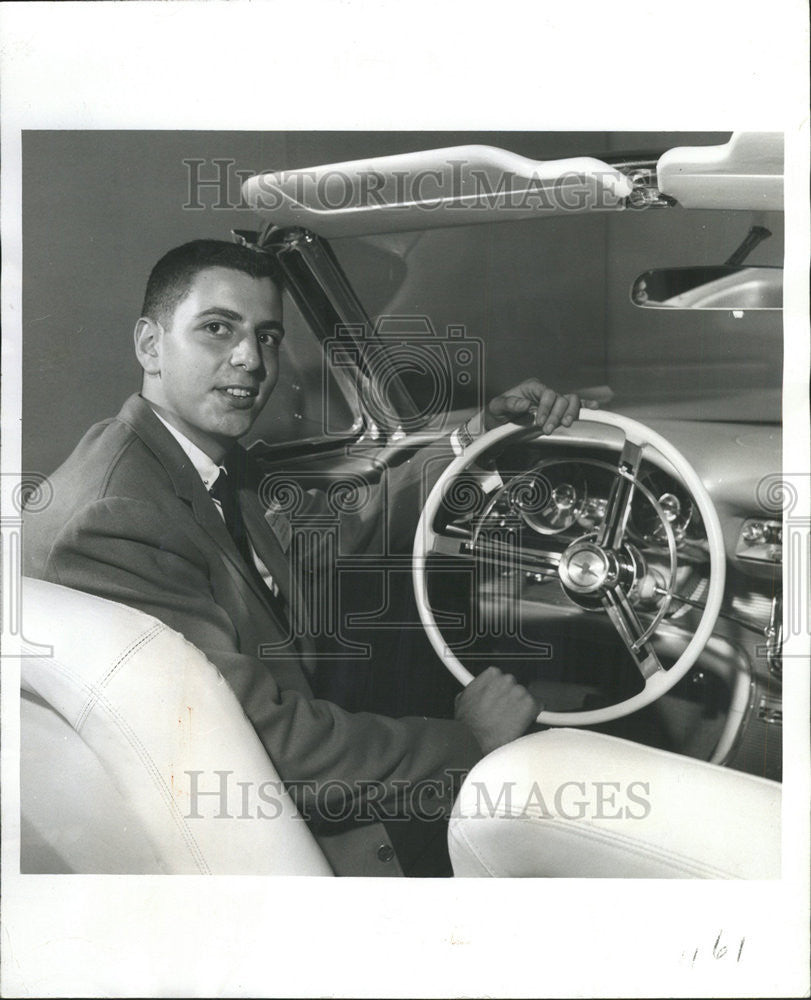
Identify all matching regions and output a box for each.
[242,145,634,238]
[656,132,783,210]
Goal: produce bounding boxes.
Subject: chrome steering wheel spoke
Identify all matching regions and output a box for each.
[602,585,665,681]
[473,535,563,580]
[596,439,643,550]
[428,529,563,582]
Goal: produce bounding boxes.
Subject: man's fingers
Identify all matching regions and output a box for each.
[487,381,588,431]
[532,387,559,427]
[470,666,527,699]
[539,395,570,433]
[455,667,540,753]
[562,393,580,425]
[496,394,581,432]
[494,395,533,417]
[480,664,503,679]
[532,391,583,434]
[470,665,508,693]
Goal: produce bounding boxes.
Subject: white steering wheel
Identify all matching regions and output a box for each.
[413,409,726,726]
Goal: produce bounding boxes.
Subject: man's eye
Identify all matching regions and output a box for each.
[205,322,229,336]
[258,331,282,347]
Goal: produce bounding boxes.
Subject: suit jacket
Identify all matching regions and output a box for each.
[23,394,482,875]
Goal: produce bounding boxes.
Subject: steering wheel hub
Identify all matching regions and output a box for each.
[558,541,615,594]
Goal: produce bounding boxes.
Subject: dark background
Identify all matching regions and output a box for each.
[22,130,782,475]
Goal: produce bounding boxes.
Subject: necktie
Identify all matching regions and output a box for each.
[209,466,289,628]
[209,467,252,566]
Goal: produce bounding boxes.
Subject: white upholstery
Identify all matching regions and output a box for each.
[21,578,781,880]
[20,577,333,875]
[448,729,781,879]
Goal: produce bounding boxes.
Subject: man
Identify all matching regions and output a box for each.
[24,240,581,875]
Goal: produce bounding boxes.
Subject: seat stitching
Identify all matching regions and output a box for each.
[538,730,780,791]
[454,813,735,879]
[25,647,212,874]
[515,813,733,878]
[75,623,166,731]
[449,819,499,876]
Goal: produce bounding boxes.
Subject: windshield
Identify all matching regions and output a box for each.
[331,206,784,424]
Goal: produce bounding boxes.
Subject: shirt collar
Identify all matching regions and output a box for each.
[151,409,224,490]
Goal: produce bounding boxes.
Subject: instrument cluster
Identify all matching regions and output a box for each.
[493,457,703,550]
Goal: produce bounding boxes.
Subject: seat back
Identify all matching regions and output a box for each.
[448,729,781,879]
[20,577,333,875]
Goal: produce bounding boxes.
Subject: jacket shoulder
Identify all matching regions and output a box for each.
[23,411,177,577]
[61,415,172,499]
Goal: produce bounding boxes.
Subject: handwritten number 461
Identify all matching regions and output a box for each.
[685,931,746,965]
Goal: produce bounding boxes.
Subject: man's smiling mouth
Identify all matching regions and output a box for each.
[216,385,261,409]
[220,386,259,399]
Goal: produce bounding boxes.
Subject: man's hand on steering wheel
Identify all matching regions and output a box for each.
[454,666,541,756]
[484,378,587,434]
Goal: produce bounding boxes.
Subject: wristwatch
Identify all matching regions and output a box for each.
[450,411,486,457]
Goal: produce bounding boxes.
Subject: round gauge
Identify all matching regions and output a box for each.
[658,492,681,522]
[520,481,579,533]
[575,494,608,530]
[631,483,695,545]
[515,464,587,535]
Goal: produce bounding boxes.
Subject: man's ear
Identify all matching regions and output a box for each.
[134,316,163,376]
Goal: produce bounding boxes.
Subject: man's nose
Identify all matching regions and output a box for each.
[230,334,264,372]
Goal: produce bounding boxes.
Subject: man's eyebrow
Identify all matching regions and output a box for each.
[197,307,244,320]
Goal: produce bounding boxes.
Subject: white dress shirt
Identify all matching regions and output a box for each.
[152,410,280,598]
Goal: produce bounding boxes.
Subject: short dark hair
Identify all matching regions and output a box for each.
[141,240,283,325]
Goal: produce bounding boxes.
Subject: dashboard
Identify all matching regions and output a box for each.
[429,414,783,778]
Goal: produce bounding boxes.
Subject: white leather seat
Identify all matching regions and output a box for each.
[448,729,781,878]
[21,578,781,880]
[20,577,333,875]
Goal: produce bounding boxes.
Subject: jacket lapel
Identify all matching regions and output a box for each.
[115,395,282,614]
[238,462,316,668]
[240,488,292,603]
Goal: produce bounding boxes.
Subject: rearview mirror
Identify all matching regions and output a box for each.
[631,265,782,310]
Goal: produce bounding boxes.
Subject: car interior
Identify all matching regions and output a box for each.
[19,131,785,877]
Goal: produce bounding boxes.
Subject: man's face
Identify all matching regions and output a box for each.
[144,267,283,459]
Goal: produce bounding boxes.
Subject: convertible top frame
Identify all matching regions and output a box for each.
[241,133,782,238]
